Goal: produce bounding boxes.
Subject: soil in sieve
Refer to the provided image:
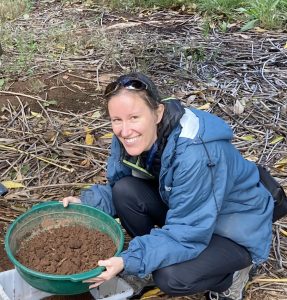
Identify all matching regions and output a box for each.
[16,225,117,275]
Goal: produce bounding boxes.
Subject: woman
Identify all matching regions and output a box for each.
[62,72,274,300]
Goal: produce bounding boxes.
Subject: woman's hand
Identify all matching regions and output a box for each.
[60,196,81,207]
[83,257,124,289]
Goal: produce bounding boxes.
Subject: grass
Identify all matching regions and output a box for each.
[1,0,286,30]
[100,0,192,9]
[0,26,38,75]
[195,0,244,15]
[183,0,287,30]
[95,0,287,30]
[0,0,286,77]
[0,0,34,74]
[243,0,287,30]
[0,0,32,23]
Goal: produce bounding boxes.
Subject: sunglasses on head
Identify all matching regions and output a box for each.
[104,78,148,98]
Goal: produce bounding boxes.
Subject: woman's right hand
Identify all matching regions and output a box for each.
[61,196,81,207]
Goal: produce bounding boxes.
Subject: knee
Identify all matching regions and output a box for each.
[153,268,200,296]
[112,176,137,207]
[153,268,175,295]
[112,176,134,195]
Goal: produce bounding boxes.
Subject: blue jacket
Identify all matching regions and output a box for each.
[81,108,274,277]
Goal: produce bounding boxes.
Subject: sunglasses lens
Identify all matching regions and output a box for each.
[124,79,146,90]
[104,78,148,98]
[126,80,146,90]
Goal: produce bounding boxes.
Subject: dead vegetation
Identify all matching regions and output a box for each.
[0,1,287,299]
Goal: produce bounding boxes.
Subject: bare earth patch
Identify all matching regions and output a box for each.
[0,71,106,113]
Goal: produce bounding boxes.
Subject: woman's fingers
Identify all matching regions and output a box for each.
[82,257,124,288]
[60,196,81,207]
[89,282,103,289]
[98,257,124,278]
[83,276,105,289]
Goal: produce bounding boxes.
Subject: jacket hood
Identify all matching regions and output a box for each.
[181,108,233,144]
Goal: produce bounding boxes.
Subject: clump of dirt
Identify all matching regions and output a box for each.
[16,225,116,275]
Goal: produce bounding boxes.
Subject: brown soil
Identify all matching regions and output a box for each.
[0,72,108,113]
[16,225,116,275]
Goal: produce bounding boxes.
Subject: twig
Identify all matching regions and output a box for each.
[0,91,46,102]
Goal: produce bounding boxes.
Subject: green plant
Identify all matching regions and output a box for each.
[201,17,213,36]
[0,78,5,89]
[15,35,38,70]
[0,29,38,75]
[195,0,287,30]
[194,0,244,15]
[219,20,228,32]
[243,0,287,29]
[183,46,206,62]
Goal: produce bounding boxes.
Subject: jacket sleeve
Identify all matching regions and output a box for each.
[120,147,228,277]
[80,184,116,216]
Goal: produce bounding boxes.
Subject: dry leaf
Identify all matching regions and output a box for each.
[85,133,94,145]
[45,130,56,142]
[197,103,210,110]
[56,44,65,50]
[140,287,164,299]
[31,111,42,118]
[234,100,245,115]
[82,184,93,189]
[238,33,250,39]
[62,130,73,136]
[280,228,287,236]
[11,205,27,213]
[100,133,113,139]
[186,94,196,106]
[240,135,255,141]
[192,90,206,99]
[245,154,258,162]
[91,111,101,119]
[106,22,140,30]
[275,157,287,168]
[254,27,267,33]
[270,136,284,145]
[80,159,91,167]
[1,181,25,189]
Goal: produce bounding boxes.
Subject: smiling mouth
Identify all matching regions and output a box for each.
[124,136,140,145]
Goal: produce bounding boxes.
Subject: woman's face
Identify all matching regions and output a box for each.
[108,90,164,156]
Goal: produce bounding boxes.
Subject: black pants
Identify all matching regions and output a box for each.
[112,176,252,296]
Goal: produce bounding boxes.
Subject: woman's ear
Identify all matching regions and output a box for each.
[156,104,165,124]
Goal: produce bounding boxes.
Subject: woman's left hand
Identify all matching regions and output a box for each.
[83,257,124,289]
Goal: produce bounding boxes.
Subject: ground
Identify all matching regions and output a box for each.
[0,71,105,112]
[0,0,287,299]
